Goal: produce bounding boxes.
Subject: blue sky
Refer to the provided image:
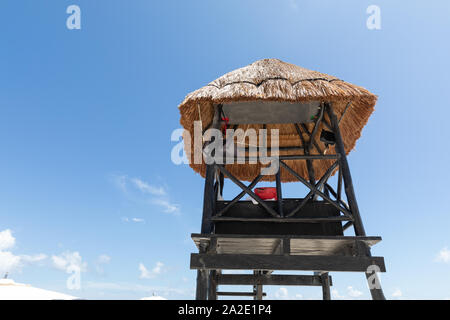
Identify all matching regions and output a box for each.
[1,0,450,299]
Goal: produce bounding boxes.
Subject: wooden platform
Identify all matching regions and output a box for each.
[191,234,385,273]
[192,233,381,256]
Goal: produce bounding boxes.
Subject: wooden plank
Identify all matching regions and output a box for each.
[321,273,331,300]
[191,234,381,256]
[217,274,331,286]
[212,216,351,223]
[222,101,321,125]
[191,253,386,272]
[201,105,221,234]
[192,233,382,242]
[216,291,267,297]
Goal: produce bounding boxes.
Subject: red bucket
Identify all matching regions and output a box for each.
[254,187,277,200]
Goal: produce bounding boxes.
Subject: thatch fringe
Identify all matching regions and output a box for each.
[178,59,376,182]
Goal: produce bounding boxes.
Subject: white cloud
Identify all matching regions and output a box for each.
[0,229,15,250]
[131,178,166,196]
[274,287,289,299]
[0,251,21,275]
[122,217,145,223]
[20,253,47,264]
[95,254,111,275]
[288,0,299,11]
[97,254,111,265]
[332,289,345,299]
[112,175,180,214]
[392,288,402,298]
[347,286,363,298]
[51,251,87,273]
[152,199,180,214]
[0,229,47,275]
[139,262,164,279]
[436,247,450,263]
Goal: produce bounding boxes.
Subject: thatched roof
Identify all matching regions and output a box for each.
[178,59,376,182]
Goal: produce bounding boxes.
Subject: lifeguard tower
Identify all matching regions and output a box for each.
[178,59,386,300]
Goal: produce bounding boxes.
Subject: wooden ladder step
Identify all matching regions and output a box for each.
[216,291,267,297]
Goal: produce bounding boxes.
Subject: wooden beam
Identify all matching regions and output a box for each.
[208,270,217,300]
[275,169,283,217]
[325,103,365,236]
[191,253,386,272]
[211,216,352,223]
[201,105,221,234]
[216,291,267,297]
[216,164,279,218]
[321,273,331,300]
[215,174,263,217]
[195,244,209,300]
[217,274,331,286]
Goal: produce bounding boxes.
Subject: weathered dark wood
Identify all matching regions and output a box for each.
[215,174,263,217]
[216,291,267,297]
[222,101,320,124]
[201,105,222,234]
[191,253,386,272]
[337,166,343,204]
[283,238,290,255]
[208,270,217,300]
[309,105,324,151]
[325,183,350,211]
[192,234,381,255]
[216,164,279,218]
[327,103,386,300]
[213,216,351,223]
[321,273,331,300]
[195,244,209,300]
[254,271,263,300]
[342,221,353,231]
[300,123,324,155]
[295,123,316,185]
[275,170,283,217]
[281,161,351,217]
[217,274,332,286]
[326,103,365,236]
[284,160,338,217]
[214,200,345,236]
[338,101,352,125]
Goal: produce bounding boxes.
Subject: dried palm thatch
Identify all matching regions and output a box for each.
[178,59,376,182]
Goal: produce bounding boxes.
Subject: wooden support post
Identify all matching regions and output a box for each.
[253,271,263,300]
[201,105,221,234]
[325,103,364,236]
[195,243,209,300]
[326,103,386,300]
[321,273,331,300]
[208,270,217,300]
[275,169,283,217]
